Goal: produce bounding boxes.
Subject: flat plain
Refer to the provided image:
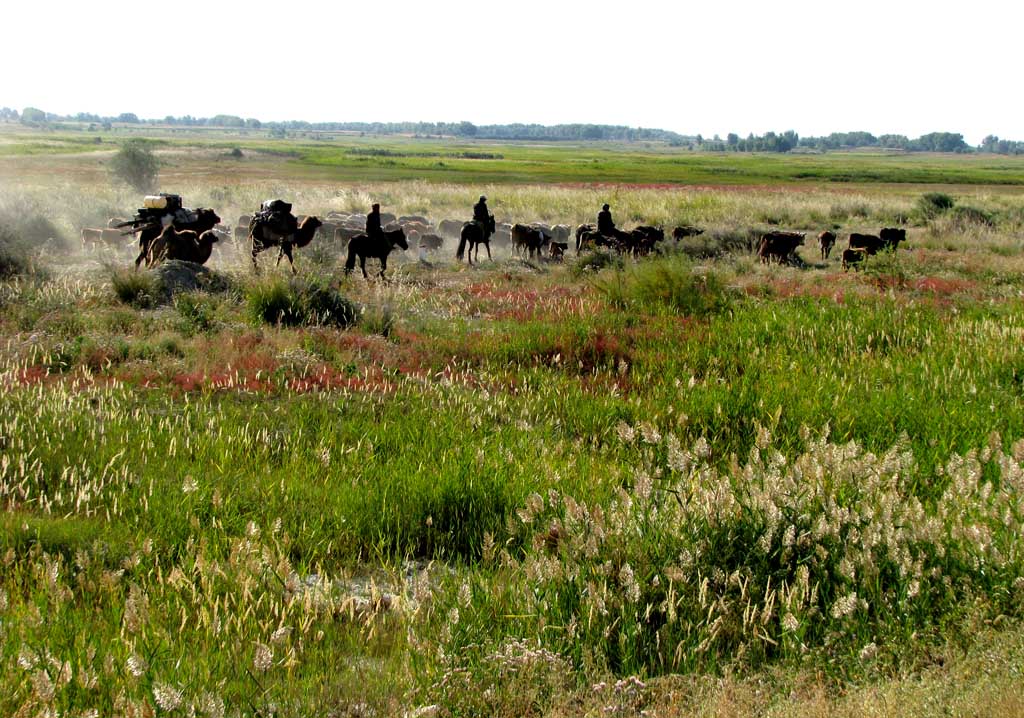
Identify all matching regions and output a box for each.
[2,124,1024,717]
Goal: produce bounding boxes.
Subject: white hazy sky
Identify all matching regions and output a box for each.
[3,0,1019,144]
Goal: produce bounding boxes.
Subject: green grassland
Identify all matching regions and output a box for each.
[2,127,1024,716]
[5,122,1024,186]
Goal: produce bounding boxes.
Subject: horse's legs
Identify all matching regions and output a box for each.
[379,256,388,279]
[485,242,491,262]
[360,256,368,279]
[284,245,296,274]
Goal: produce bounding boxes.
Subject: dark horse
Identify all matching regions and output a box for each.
[250,216,323,273]
[344,227,408,278]
[135,208,221,269]
[456,216,495,264]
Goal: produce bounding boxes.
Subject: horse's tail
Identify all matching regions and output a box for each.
[344,238,358,272]
[456,231,467,261]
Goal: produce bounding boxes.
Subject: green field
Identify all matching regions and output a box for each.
[5,122,1024,187]
[2,125,1024,716]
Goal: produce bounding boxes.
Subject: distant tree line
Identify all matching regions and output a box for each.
[690,130,984,154]
[3,106,1022,154]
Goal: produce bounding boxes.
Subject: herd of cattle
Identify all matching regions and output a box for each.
[80,209,908,272]
[757,227,907,269]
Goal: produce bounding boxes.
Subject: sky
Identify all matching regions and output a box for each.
[2,0,1020,145]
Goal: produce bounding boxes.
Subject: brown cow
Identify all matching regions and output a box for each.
[818,231,837,259]
[758,231,805,264]
[511,223,549,259]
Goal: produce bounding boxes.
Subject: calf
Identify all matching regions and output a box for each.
[548,241,568,262]
[672,225,704,240]
[818,231,837,259]
[81,227,104,248]
[418,233,444,252]
[842,248,866,271]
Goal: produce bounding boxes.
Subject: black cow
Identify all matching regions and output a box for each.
[672,225,704,240]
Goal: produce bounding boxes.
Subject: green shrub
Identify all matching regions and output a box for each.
[174,292,219,335]
[571,249,623,277]
[247,277,358,328]
[949,205,995,228]
[0,230,32,279]
[917,192,955,219]
[110,139,160,192]
[111,268,159,308]
[595,255,733,317]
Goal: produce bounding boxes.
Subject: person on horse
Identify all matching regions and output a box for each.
[472,195,493,242]
[597,203,616,237]
[366,203,383,239]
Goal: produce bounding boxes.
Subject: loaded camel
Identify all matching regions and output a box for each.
[250,216,323,273]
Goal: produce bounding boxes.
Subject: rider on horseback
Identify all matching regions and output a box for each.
[597,203,615,237]
[473,196,493,242]
[366,203,383,239]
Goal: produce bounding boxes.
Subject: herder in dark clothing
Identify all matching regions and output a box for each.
[597,204,615,236]
[473,196,490,224]
[366,203,383,238]
[473,195,493,241]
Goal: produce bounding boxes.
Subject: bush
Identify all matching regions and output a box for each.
[110,139,160,192]
[111,269,159,308]
[247,277,359,328]
[916,192,955,219]
[174,292,219,335]
[595,255,733,317]
[570,249,623,278]
[0,226,31,279]
[672,228,761,259]
[948,205,995,228]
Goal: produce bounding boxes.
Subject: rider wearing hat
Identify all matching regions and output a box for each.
[473,196,490,224]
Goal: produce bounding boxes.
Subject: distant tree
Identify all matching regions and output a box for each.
[246,118,262,129]
[110,139,160,192]
[21,107,46,124]
[912,132,968,153]
[727,133,739,146]
[209,114,245,127]
[456,121,478,137]
[117,112,140,124]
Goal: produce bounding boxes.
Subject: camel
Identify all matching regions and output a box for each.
[147,227,219,266]
[134,208,221,269]
[250,216,323,273]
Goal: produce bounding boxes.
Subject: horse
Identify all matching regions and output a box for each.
[344,227,408,279]
[456,216,495,264]
[250,216,322,273]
